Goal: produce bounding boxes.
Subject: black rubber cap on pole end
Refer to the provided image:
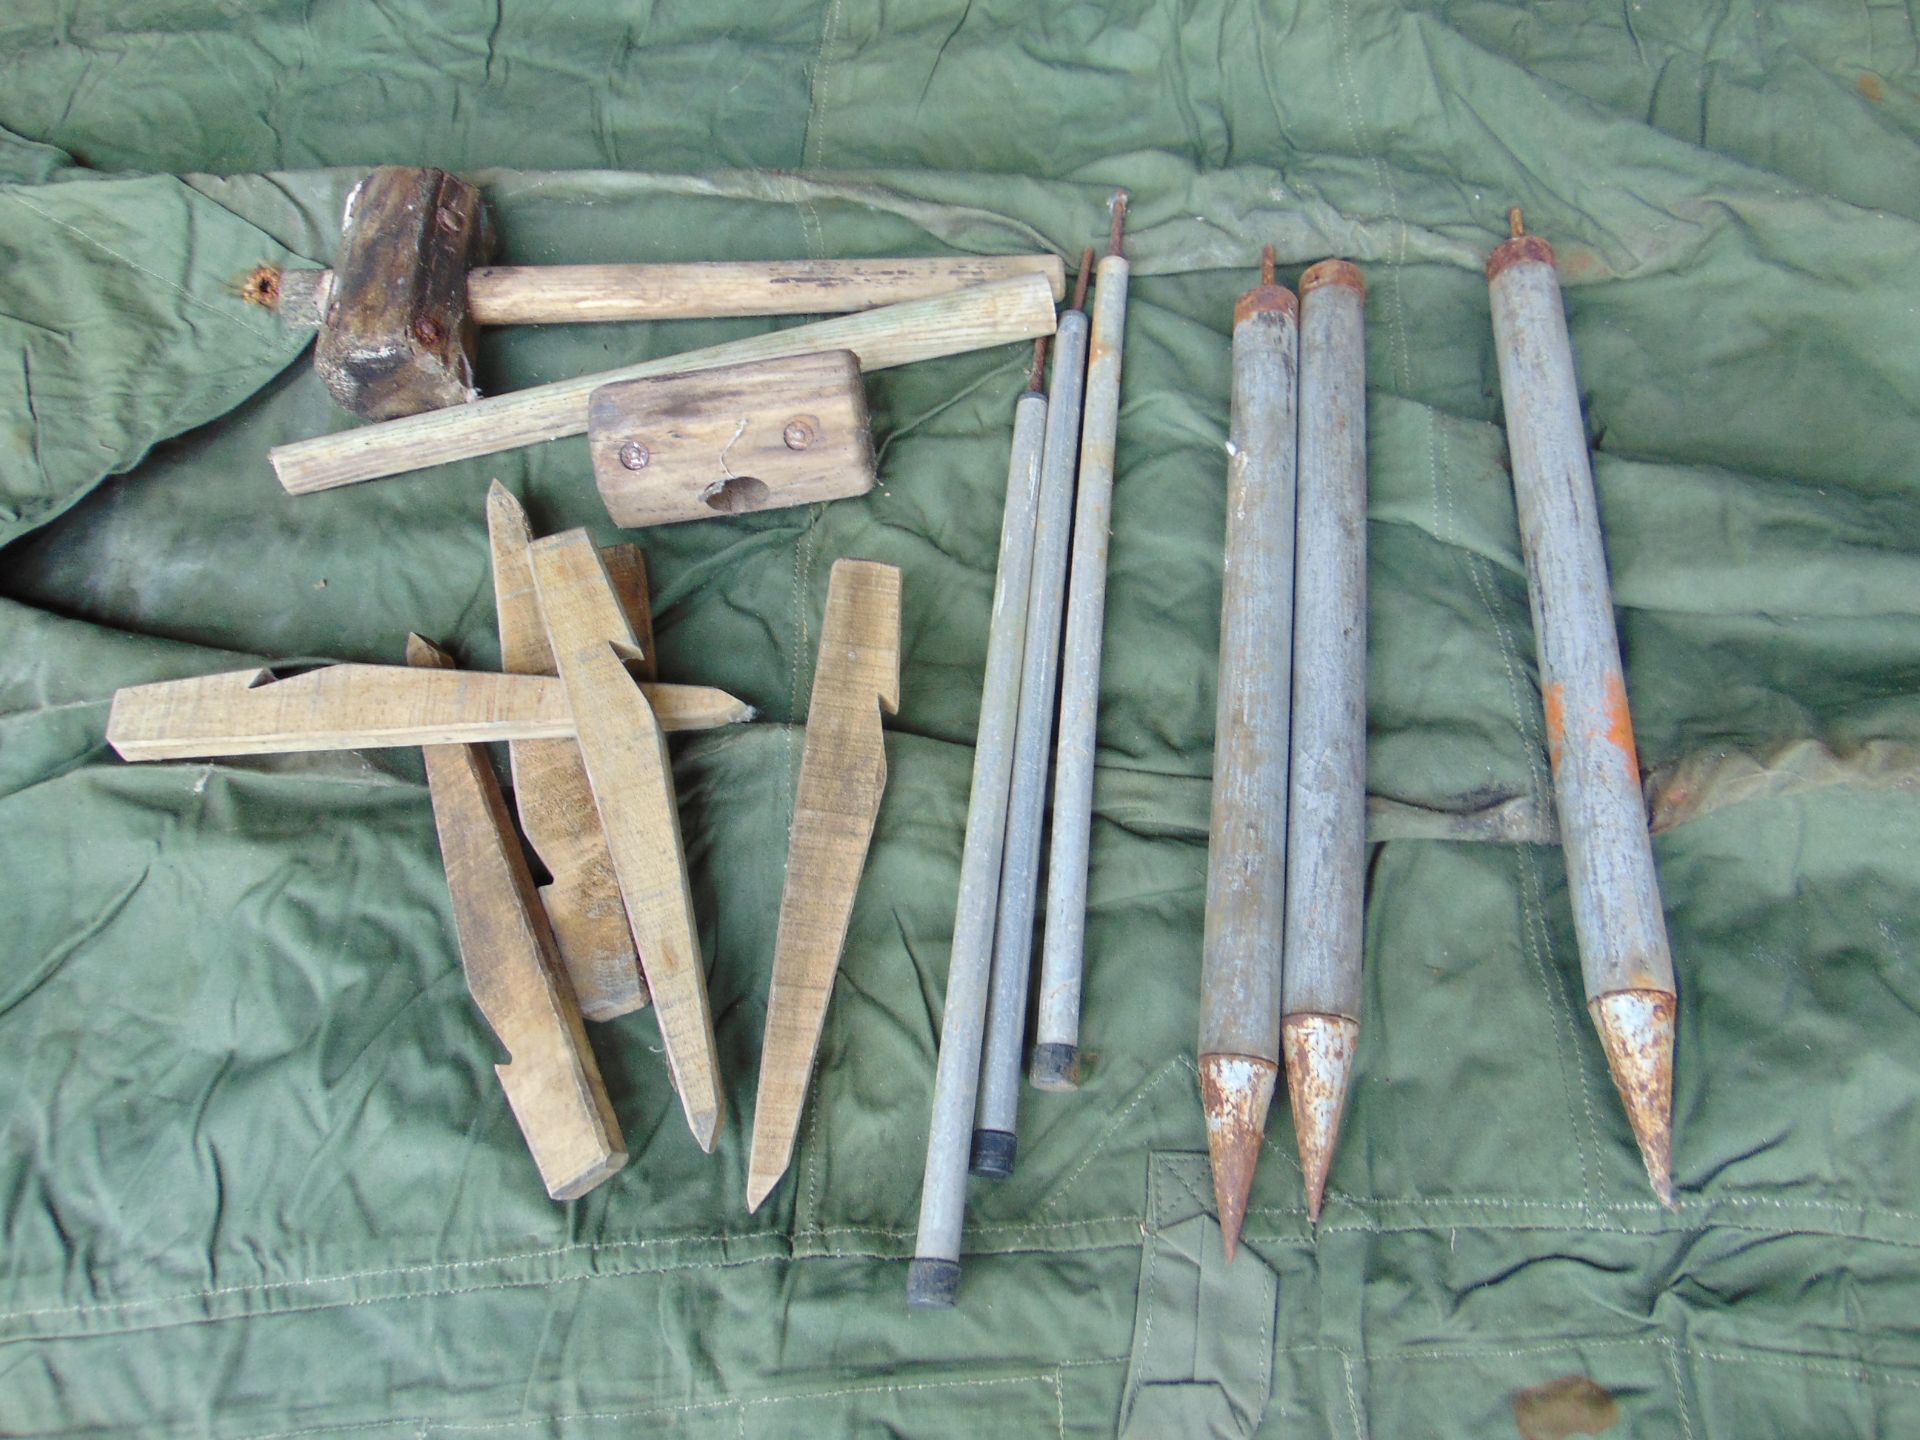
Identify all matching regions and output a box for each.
[1028,1043,1079,1092]
[907,1258,961,1310]
[969,1129,1018,1179]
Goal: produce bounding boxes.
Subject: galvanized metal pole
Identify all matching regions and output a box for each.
[1487,210,1677,1206]
[1283,259,1369,1225]
[908,374,1050,1309]
[1030,195,1131,1092]
[1200,250,1298,1261]
[972,258,1096,1178]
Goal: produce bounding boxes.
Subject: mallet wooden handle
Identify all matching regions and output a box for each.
[270,272,1059,495]
[276,255,1066,326]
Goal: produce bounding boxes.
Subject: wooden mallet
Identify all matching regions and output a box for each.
[265,165,1065,421]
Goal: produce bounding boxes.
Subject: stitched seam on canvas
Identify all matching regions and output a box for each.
[1431,403,1598,1210]
[250,1373,1064,1440]
[4,189,276,342]
[1040,1059,1186,1214]
[799,0,845,182]
[1434,389,1598,1212]
[11,1197,1917,1330]
[1372,1338,1920,1388]
[1516,841,1602,1216]
[1257,1272,1275,1432]
[1663,1334,1699,1440]
[1119,1172,1161,1428]
[1342,1352,1367,1440]
[1691,1348,1919,1388]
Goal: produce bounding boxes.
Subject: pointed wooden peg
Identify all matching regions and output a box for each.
[746,559,901,1212]
[528,531,724,1152]
[106,662,749,761]
[406,634,626,1201]
[487,483,649,1020]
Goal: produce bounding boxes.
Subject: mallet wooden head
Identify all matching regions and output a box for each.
[311,166,494,421]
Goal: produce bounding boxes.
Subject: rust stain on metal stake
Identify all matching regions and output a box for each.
[1106,190,1129,258]
[1299,258,1366,298]
[1233,269,1298,328]
[1487,208,1557,280]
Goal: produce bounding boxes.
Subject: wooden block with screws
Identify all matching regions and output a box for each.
[587,350,876,527]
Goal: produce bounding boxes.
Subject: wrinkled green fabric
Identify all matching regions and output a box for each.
[2,1,1918,1435]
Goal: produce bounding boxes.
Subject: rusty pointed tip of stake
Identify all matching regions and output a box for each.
[1589,988,1677,1208]
[1106,191,1129,257]
[1200,1053,1277,1261]
[1283,1013,1360,1225]
[1261,244,1276,287]
[1509,206,1526,238]
[1072,248,1096,310]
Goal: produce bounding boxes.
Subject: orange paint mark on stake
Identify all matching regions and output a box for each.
[1542,683,1566,774]
[1602,672,1641,780]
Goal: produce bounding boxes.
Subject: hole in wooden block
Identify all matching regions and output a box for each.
[701,475,771,513]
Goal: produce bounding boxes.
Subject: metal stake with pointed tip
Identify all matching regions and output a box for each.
[1487,209,1677,1206]
[1201,248,1299,1261]
[972,255,1096,1179]
[907,362,1051,1310]
[1283,259,1369,1225]
[1031,196,1131,1094]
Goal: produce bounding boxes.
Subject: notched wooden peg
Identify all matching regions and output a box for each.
[487,483,650,1021]
[407,634,626,1202]
[746,559,902,1213]
[527,530,725,1152]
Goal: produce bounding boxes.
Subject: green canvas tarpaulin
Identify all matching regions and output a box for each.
[2,2,1918,1434]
